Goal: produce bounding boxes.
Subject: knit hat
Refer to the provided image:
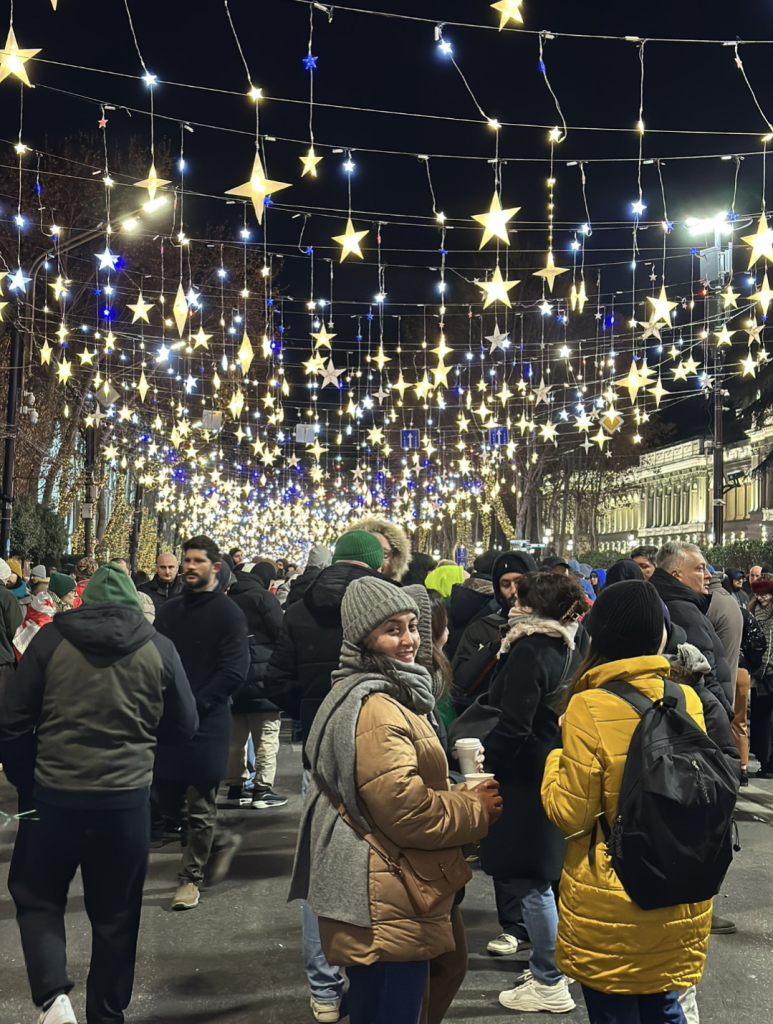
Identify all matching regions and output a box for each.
[30,564,49,582]
[492,550,538,613]
[0,558,11,583]
[307,544,333,570]
[586,580,665,660]
[424,564,465,599]
[332,530,384,572]
[7,558,22,578]
[341,576,419,646]
[75,556,98,581]
[604,558,644,586]
[472,549,498,577]
[80,562,142,611]
[48,571,77,598]
[542,555,570,571]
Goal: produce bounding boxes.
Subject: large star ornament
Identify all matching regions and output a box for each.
[300,146,323,177]
[472,192,520,249]
[647,285,677,325]
[0,28,40,88]
[491,0,524,29]
[533,252,569,293]
[127,293,154,324]
[479,265,519,309]
[742,213,773,270]
[332,218,369,262]
[225,154,291,224]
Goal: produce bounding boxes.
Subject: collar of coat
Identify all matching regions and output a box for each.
[574,654,671,694]
[499,613,579,658]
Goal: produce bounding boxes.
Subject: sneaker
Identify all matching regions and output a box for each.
[223,785,252,807]
[512,970,576,988]
[499,976,576,1013]
[171,882,200,910]
[204,833,243,886]
[487,932,532,960]
[740,769,749,788]
[251,789,288,809]
[710,913,737,934]
[40,995,77,1024]
[310,996,341,1023]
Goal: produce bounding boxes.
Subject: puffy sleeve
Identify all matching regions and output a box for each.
[541,693,604,836]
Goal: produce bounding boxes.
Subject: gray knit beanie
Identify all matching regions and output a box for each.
[341,576,419,646]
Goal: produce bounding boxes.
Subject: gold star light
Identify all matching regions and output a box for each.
[741,353,757,377]
[56,355,72,384]
[472,193,520,249]
[303,353,326,376]
[127,293,154,324]
[647,285,678,325]
[300,146,323,177]
[332,218,369,262]
[533,252,569,293]
[479,265,519,309]
[193,327,212,350]
[137,371,150,402]
[592,426,610,450]
[237,332,255,375]
[0,28,40,88]
[225,154,291,224]
[311,324,336,350]
[172,283,188,337]
[623,360,641,404]
[40,340,53,365]
[78,348,94,365]
[491,0,524,29]
[723,285,740,309]
[133,162,171,204]
[753,270,773,312]
[648,374,669,408]
[742,213,773,270]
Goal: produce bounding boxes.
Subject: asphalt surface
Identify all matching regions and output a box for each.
[1,734,772,1024]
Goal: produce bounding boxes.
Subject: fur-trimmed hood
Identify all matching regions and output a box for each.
[344,518,410,581]
[499,612,578,658]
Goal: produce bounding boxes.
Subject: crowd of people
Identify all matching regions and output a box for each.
[0,526,766,1024]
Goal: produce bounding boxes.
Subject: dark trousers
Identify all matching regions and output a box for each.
[8,799,149,1023]
[582,987,687,1024]
[420,906,467,1024]
[347,960,428,1024]
[494,877,530,941]
[750,688,773,771]
[153,778,228,886]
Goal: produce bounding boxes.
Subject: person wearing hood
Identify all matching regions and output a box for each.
[343,517,410,582]
[265,530,391,1022]
[153,536,250,913]
[251,559,279,592]
[604,558,645,586]
[284,545,333,609]
[222,553,287,810]
[722,568,749,609]
[450,551,537,707]
[480,571,587,1015]
[402,551,437,587]
[445,550,500,657]
[568,560,596,603]
[138,552,183,611]
[289,576,500,1024]
[0,558,24,685]
[0,562,197,1024]
[589,568,606,596]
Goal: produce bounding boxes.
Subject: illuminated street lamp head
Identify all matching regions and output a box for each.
[685,212,733,237]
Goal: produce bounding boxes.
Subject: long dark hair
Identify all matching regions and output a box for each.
[429,589,453,694]
[356,646,412,689]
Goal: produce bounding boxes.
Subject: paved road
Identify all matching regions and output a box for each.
[1,735,772,1023]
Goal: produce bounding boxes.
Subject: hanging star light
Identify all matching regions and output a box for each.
[172,283,188,337]
[432,362,452,389]
[533,252,569,293]
[752,270,773,312]
[49,275,68,301]
[319,358,344,388]
[491,0,524,29]
[486,323,509,353]
[192,327,212,350]
[127,293,154,324]
[392,374,410,399]
[602,407,624,433]
[534,378,552,406]
[414,373,432,400]
[228,390,245,419]
[741,353,757,377]
[332,218,369,262]
[77,348,94,365]
[479,265,519,309]
[137,371,150,401]
[7,268,29,292]
[638,316,663,342]
[300,146,323,176]
[56,355,72,384]
[742,212,773,269]
[40,340,53,365]
[95,248,119,271]
[472,193,520,248]
[575,410,592,431]
[723,285,740,309]
[716,325,733,347]
[575,279,588,313]
[311,324,336,350]
[303,352,326,376]
[623,360,641,403]
[648,373,669,408]
[671,361,688,381]
[237,332,255,375]
[745,320,764,344]
[647,285,677,324]
[367,426,385,445]
[0,28,40,88]
[133,161,171,204]
[592,426,610,449]
[225,153,291,224]
[540,422,557,442]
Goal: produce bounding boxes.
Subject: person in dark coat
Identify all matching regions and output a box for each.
[0,562,197,1024]
[603,558,644,586]
[138,552,183,610]
[402,551,437,587]
[0,557,24,688]
[480,571,587,1006]
[649,542,734,719]
[223,563,287,809]
[154,535,250,912]
[281,545,332,608]
[263,529,390,1022]
[446,549,499,657]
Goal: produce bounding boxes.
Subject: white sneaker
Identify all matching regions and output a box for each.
[310,995,341,1022]
[487,932,532,959]
[39,995,77,1024]
[512,969,577,987]
[499,976,576,1013]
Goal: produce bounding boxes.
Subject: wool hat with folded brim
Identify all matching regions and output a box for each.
[341,575,419,646]
[585,579,665,660]
[80,561,142,611]
[48,571,77,599]
[7,558,22,578]
[30,564,49,582]
[751,575,773,595]
[0,558,11,583]
[332,530,384,572]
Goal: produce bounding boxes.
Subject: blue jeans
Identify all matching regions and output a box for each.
[582,987,687,1024]
[498,879,561,984]
[347,960,428,1024]
[301,770,345,1003]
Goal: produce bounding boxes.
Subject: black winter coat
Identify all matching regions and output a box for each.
[650,568,734,719]
[284,568,322,609]
[480,629,583,882]
[139,573,184,610]
[228,571,284,714]
[154,590,250,781]
[447,576,496,656]
[264,561,397,753]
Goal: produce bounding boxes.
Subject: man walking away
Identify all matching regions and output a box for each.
[154,536,250,912]
[139,552,183,611]
[0,562,197,1024]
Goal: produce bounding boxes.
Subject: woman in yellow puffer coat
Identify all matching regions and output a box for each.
[541,580,713,1024]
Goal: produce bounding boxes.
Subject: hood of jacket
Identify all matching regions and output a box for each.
[343,519,410,582]
[53,603,155,657]
[650,567,711,615]
[492,550,538,614]
[229,569,264,598]
[303,560,393,622]
[592,568,607,588]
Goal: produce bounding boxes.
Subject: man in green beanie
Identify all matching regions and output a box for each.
[264,530,390,1022]
[0,561,198,1024]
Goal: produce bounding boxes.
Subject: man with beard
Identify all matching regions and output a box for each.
[154,536,250,911]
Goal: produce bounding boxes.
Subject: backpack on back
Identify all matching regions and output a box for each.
[597,679,739,911]
[740,606,766,672]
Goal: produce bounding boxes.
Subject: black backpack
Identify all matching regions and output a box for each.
[740,606,766,672]
[596,679,739,911]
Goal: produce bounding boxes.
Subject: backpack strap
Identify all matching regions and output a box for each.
[599,678,687,716]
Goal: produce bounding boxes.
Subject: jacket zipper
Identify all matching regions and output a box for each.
[691,758,710,804]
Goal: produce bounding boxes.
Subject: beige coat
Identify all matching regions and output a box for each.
[320,692,488,966]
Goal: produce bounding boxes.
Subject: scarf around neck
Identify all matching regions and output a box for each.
[499,610,579,658]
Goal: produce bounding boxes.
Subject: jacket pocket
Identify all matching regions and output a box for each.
[397,847,472,916]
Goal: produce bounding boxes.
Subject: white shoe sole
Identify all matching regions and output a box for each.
[498,990,576,1013]
[251,798,288,808]
[487,943,532,959]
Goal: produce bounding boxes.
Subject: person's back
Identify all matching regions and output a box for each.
[707,575,743,698]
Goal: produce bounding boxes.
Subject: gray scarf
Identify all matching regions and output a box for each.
[288,644,435,927]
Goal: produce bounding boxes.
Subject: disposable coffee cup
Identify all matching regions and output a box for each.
[455,737,482,776]
[464,772,496,789]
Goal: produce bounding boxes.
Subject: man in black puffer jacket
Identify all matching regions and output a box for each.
[223,563,286,809]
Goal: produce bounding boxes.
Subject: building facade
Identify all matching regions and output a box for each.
[597,424,773,550]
